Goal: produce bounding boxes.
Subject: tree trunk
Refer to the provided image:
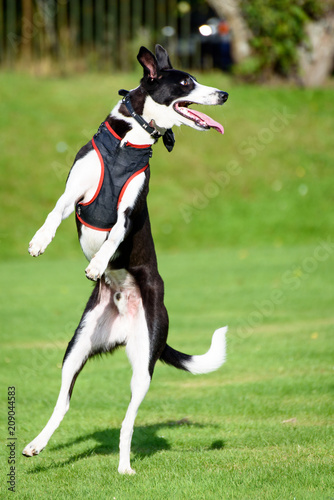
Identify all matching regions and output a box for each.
[22,0,33,60]
[206,0,252,63]
[298,15,334,87]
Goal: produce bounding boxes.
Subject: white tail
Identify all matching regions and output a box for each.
[160,326,227,374]
[183,326,227,374]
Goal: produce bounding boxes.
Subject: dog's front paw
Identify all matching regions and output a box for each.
[28,229,53,257]
[85,256,106,281]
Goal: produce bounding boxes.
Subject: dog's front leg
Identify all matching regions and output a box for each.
[85,172,146,281]
[29,192,76,256]
[29,153,96,257]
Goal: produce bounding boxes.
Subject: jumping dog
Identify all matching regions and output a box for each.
[23,45,228,474]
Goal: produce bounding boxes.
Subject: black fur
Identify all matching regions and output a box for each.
[119,86,147,118]
[105,116,131,139]
[160,344,192,371]
[74,140,94,162]
[137,45,198,107]
[142,70,197,107]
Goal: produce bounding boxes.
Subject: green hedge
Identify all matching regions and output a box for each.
[238,0,333,78]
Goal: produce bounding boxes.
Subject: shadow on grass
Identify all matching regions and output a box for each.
[27,419,222,474]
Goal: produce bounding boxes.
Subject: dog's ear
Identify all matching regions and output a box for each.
[137,46,158,79]
[155,44,173,70]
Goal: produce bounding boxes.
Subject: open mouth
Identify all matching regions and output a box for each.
[173,101,224,134]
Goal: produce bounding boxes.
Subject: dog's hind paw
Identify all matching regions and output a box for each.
[22,442,43,457]
[118,466,136,475]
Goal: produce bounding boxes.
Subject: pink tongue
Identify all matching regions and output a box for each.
[188,109,224,134]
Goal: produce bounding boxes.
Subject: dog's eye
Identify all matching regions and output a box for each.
[180,78,190,86]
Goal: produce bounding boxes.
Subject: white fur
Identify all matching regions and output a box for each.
[184,326,227,375]
[180,81,224,106]
[119,302,150,474]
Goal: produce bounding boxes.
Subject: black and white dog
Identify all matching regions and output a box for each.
[23,45,228,474]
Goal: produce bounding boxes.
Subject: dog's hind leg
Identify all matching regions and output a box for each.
[117,272,169,474]
[23,281,120,458]
[118,299,151,474]
[22,334,91,456]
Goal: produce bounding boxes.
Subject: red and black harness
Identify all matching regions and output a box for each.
[76,121,152,231]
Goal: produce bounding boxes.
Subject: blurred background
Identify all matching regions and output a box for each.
[1,0,334,84]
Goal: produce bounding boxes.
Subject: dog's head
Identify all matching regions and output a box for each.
[137,45,228,134]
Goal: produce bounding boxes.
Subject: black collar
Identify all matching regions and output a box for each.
[118,89,175,152]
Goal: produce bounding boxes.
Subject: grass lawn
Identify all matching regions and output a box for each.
[0,71,333,499]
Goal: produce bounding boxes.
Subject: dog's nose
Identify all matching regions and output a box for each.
[218,91,229,104]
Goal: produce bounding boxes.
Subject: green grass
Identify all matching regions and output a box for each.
[0,71,333,498]
[1,250,333,499]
